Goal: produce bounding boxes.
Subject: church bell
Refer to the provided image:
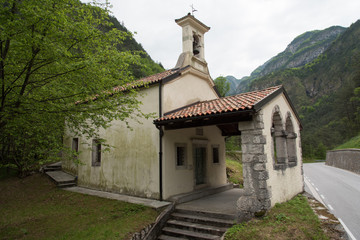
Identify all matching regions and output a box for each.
[193,46,200,55]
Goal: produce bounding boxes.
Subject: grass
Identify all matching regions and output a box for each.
[334,134,360,150]
[0,173,158,240]
[226,152,243,187]
[225,195,329,240]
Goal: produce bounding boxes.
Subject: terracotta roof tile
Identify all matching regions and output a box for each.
[112,68,181,92]
[155,86,282,122]
[76,68,182,104]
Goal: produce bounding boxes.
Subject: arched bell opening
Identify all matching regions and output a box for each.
[192,33,201,56]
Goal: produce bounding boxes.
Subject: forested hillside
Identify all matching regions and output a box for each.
[105,15,164,78]
[230,26,345,95]
[240,20,360,158]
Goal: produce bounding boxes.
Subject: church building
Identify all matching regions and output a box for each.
[63,13,304,215]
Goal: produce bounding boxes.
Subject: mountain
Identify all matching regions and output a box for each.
[252,26,345,78]
[233,20,360,158]
[105,15,164,79]
[226,26,346,94]
[225,75,245,95]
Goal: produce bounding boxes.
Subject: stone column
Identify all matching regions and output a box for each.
[236,113,271,221]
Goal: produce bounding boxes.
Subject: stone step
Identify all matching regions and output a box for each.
[158,234,187,240]
[171,212,234,228]
[167,219,227,236]
[162,227,220,240]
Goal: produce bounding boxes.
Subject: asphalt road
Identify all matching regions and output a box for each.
[303,162,360,240]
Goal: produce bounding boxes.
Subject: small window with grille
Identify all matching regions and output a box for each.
[92,139,102,167]
[175,143,187,169]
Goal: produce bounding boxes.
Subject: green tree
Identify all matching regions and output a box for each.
[0,0,148,176]
[214,76,230,97]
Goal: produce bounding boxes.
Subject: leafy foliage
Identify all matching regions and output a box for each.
[0,0,162,176]
[214,76,230,97]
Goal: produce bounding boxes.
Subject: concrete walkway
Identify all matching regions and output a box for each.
[65,186,171,210]
[176,188,242,217]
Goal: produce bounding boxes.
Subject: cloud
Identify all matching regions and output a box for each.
[85,0,360,78]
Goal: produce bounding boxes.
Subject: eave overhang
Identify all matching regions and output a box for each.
[153,85,303,132]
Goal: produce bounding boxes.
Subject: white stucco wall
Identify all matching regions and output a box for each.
[63,86,160,199]
[162,71,217,113]
[261,93,304,206]
[63,68,222,200]
[162,126,227,200]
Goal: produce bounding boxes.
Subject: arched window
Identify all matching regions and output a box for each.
[271,106,287,169]
[286,114,297,167]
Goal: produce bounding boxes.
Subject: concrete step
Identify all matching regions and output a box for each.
[43,166,62,172]
[175,208,236,221]
[167,219,227,236]
[169,183,233,204]
[45,170,76,188]
[158,234,187,240]
[43,162,62,172]
[162,227,220,240]
[171,212,234,228]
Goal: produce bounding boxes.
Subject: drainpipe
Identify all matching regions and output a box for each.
[158,81,163,201]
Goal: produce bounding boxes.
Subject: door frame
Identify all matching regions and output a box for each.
[192,139,208,188]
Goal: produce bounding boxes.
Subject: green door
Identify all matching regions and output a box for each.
[194,147,206,185]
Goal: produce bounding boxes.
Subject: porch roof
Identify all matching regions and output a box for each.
[154,85,299,134]
[156,85,281,120]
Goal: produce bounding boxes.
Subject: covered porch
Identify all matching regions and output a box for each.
[154,86,285,218]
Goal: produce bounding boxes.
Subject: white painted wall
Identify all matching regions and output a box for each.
[261,93,304,206]
[163,71,217,113]
[63,67,223,200]
[63,86,160,199]
[162,126,226,200]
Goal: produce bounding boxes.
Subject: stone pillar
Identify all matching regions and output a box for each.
[236,113,271,221]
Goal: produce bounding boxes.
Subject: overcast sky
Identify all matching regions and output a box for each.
[87,0,360,79]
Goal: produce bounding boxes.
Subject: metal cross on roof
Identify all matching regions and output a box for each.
[190,4,198,15]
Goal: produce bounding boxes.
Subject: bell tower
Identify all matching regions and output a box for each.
[175,13,210,73]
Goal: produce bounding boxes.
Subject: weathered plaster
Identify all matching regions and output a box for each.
[237,92,303,220]
[262,93,303,206]
[162,126,226,200]
[63,86,160,199]
[162,72,218,113]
